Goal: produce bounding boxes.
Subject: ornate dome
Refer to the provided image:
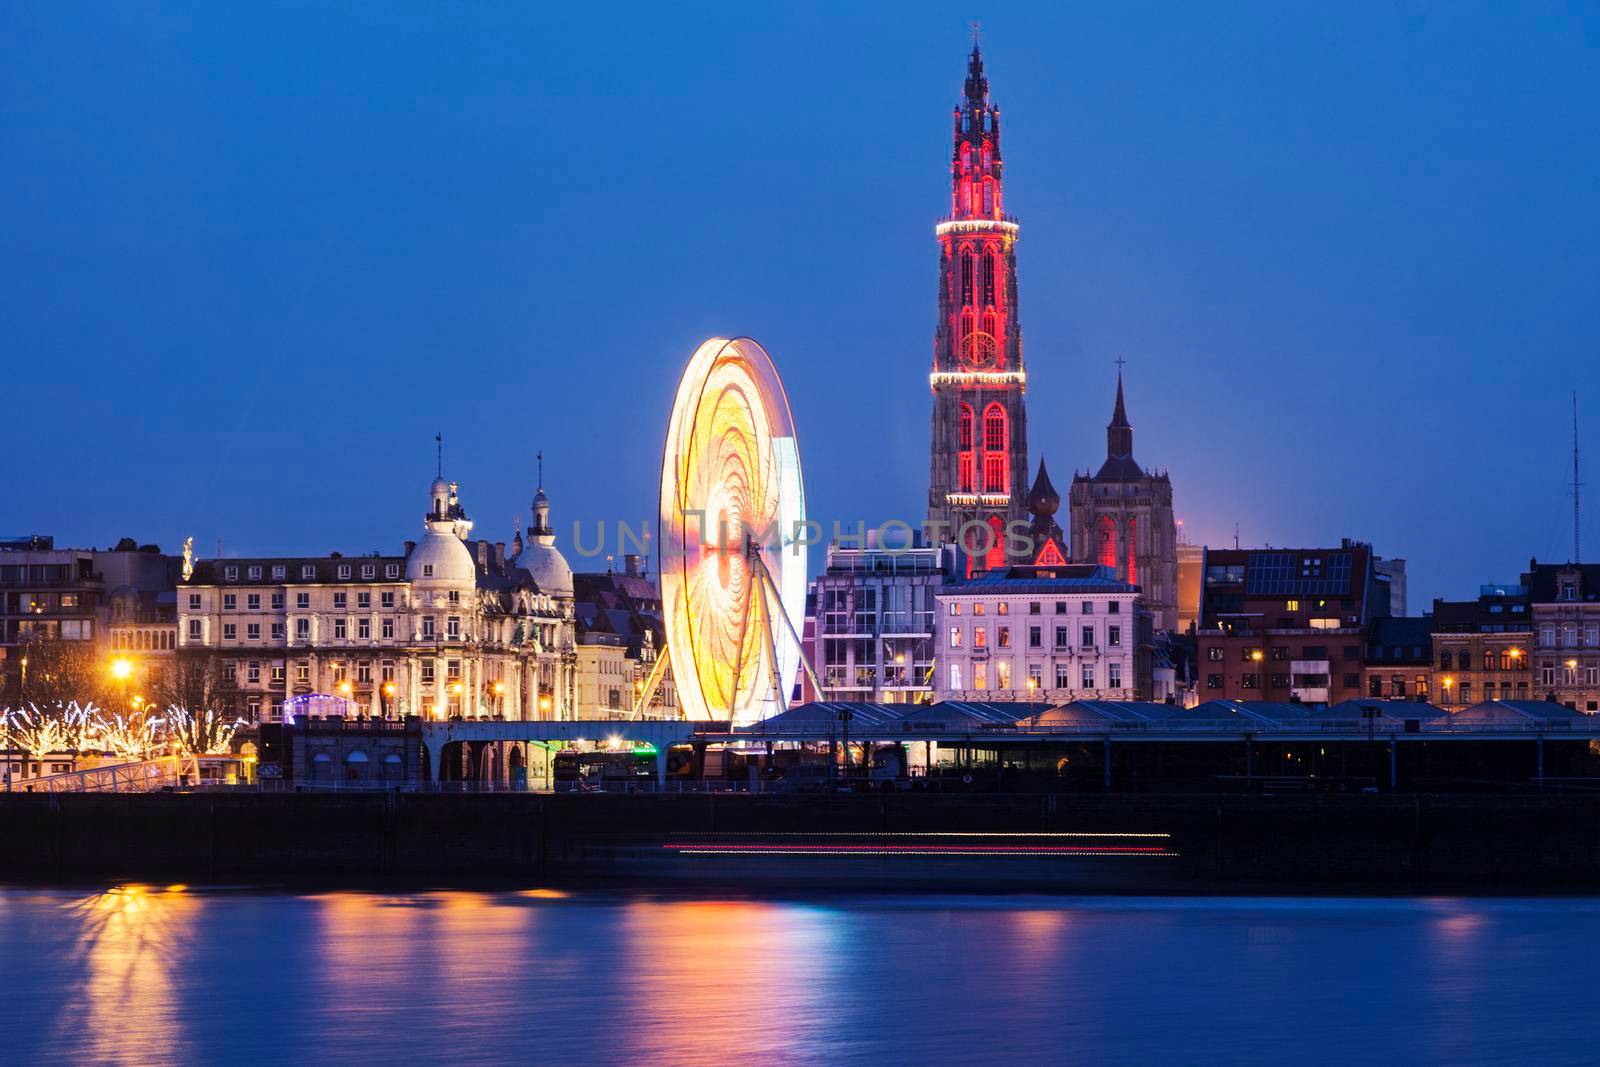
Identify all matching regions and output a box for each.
[407,476,477,584]
[514,479,571,598]
[515,542,573,599]
[407,525,477,584]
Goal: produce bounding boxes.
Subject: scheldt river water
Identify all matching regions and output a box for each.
[5,887,1599,1065]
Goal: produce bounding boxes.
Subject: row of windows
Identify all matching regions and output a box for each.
[108,629,175,651]
[1205,644,1358,662]
[192,589,412,611]
[222,656,504,688]
[1438,649,1526,671]
[950,624,1123,650]
[947,600,1121,618]
[956,178,998,218]
[1206,673,1358,690]
[219,562,400,582]
[189,614,465,643]
[956,404,1009,494]
[949,660,1123,691]
[958,141,993,175]
[1538,665,1600,687]
[1538,624,1600,648]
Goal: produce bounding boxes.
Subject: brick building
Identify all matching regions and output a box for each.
[1362,615,1433,702]
[1196,540,1390,706]
[1431,583,1533,708]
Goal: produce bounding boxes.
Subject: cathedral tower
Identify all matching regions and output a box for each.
[1068,372,1179,631]
[926,45,1029,571]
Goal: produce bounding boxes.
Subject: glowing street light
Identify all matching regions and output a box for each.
[382,682,396,697]
[337,680,353,696]
[492,682,505,696]
[109,657,134,681]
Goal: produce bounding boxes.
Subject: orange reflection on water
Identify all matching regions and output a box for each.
[611,898,840,1064]
[59,884,201,1065]
[1005,907,1073,969]
[311,891,561,1021]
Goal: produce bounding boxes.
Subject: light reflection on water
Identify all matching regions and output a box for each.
[5,889,1600,1065]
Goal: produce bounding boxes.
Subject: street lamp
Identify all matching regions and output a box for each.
[1441,676,1454,707]
[109,657,135,711]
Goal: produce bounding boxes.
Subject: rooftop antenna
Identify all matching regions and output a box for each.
[1573,392,1582,563]
[972,21,980,47]
[1234,522,1240,550]
[537,450,544,489]
[435,432,443,478]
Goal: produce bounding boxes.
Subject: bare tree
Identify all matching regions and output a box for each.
[13,637,115,709]
[154,651,238,717]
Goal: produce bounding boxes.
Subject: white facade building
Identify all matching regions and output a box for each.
[935,563,1152,703]
[177,475,576,722]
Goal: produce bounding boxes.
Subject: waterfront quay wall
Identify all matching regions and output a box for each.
[2,792,1600,891]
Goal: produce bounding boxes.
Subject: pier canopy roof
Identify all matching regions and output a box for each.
[1313,700,1448,724]
[894,701,1038,732]
[1175,701,1316,727]
[1427,700,1585,730]
[1017,701,1184,728]
[737,702,909,735]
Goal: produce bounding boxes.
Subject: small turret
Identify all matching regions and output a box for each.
[1028,459,1060,531]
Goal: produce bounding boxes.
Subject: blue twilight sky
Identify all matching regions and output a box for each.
[3,2,1597,607]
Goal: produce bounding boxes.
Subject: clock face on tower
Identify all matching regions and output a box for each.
[960,331,998,370]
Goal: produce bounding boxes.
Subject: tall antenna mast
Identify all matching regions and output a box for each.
[1574,392,1582,563]
[435,432,443,478]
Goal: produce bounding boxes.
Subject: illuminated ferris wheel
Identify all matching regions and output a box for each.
[634,337,817,726]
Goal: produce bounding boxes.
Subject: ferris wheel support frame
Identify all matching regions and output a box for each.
[631,538,824,721]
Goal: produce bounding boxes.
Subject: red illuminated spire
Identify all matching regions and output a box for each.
[928,42,1029,558]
